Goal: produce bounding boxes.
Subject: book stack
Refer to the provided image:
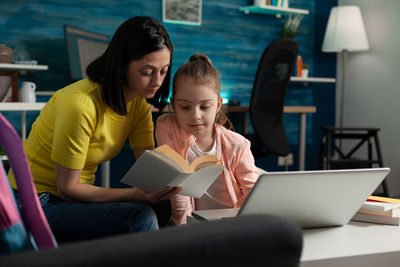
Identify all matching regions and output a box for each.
[255,0,289,8]
[351,196,400,226]
[291,55,303,77]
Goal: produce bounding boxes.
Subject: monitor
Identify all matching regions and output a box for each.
[64,25,109,80]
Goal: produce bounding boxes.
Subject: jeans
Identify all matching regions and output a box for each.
[17,191,171,242]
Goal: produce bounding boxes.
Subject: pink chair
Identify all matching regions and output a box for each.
[0,113,57,254]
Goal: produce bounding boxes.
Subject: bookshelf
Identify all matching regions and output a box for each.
[239,5,309,17]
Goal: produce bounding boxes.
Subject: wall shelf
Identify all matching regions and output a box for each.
[239,5,309,17]
[0,63,48,102]
[290,77,336,83]
[0,63,48,71]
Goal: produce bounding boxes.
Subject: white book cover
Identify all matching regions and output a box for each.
[120,146,224,198]
[351,213,400,226]
[361,201,400,211]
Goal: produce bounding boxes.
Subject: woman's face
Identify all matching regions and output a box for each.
[124,47,171,102]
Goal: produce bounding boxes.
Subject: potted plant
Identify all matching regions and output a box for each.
[282,14,304,39]
[302,63,309,78]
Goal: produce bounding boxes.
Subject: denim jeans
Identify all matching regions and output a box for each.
[17,191,171,242]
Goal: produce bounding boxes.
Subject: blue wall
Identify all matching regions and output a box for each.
[0,0,336,184]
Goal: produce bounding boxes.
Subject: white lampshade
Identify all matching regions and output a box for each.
[322,6,369,52]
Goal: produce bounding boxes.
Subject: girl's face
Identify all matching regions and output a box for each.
[172,76,223,139]
[124,47,170,102]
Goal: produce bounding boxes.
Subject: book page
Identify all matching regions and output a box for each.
[155,144,222,172]
[179,165,224,198]
[368,196,400,204]
[151,149,184,172]
[120,151,183,191]
[190,154,221,172]
[155,144,190,172]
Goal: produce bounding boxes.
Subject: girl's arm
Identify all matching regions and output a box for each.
[169,194,193,225]
[234,140,260,206]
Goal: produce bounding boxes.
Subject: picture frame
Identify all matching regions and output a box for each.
[162,0,202,26]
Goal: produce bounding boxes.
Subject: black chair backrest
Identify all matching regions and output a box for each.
[249,38,298,156]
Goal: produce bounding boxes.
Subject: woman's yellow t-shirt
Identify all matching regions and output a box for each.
[9,79,155,195]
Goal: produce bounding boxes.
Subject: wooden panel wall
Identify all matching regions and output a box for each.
[0,0,336,172]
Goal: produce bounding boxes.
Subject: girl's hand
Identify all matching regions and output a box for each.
[133,186,182,203]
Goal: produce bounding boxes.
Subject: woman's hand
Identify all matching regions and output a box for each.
[55,162,181,203]
[131,186,182,203]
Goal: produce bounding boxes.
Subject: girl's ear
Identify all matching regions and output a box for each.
[217,96,223,112]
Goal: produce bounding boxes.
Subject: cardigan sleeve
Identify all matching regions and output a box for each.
[233,139,260,206]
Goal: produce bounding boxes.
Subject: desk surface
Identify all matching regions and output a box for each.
[192,209,400,266]
[152,104,316,114]
[0,102,46,111]
[1,102,316,114]
[226,105,316,113]
[0,63,48,71]
[302,221,400,266]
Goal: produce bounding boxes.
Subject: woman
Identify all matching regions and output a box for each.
[8,16,180,241]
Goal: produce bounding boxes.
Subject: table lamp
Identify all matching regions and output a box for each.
[322,5,369,129]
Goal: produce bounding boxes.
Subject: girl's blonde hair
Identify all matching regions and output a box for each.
[172,54,234,130]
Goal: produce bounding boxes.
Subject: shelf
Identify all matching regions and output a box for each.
[239,5,309,16]
[0,63,48,71]
[0,102,46,111]
[35,91,55,96]
[290,77,336,83]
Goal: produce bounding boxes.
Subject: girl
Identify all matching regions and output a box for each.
[156,54,259,225]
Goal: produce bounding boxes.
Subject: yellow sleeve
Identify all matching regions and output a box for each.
[51,92,97,169]
[128,98,155,149]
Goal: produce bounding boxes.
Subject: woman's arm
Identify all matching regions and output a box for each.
[133,145,153,159]
[55,160,180,203]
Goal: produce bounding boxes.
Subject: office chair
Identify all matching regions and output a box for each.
[247,38,298,158]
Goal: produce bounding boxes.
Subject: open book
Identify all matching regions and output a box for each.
[120,144,224,198]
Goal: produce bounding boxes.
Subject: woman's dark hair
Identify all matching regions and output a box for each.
[172,54,234,131]
[86,16,173,115]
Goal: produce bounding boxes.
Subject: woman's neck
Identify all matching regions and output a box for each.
[123,86,138,103]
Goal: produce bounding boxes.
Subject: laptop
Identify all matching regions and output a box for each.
[191,168,390,228]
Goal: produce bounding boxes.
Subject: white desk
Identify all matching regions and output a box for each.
[225,105,316,171]
[301,221,400,266]
[191,209,400,267]
[0,102,46,140]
